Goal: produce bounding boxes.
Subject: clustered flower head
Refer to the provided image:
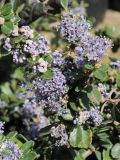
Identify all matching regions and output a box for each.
[33,68,68,112]
[74,35,110,67]
[2,26,50,63]
[0,121,4,133]
[57,13,90,43]
[51,124,68,146]
[0,140,22,160]
[52,50,65,67]
[74,107,103,126]
[57,13,110,68]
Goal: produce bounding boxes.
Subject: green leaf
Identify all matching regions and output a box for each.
[21,141,34,154]
[41,69,54,80]
[42,54,52,64]
[69,125,92,148]
[0,3,12,15]
[93,65,109,82]
[116,72,120,88]
[1,82,16,100]
[4,12,14,20]
[79,92,90,109]
[11,68,24,80]
[60,0,68,10]
[14,15,21,23]
[111,143,120,159]
[21,151,38,160]
[6,131,17,140]
[0,133,5,143]
[84,64,94,70]
[74,151,84,160]
[86,87,101,105]
[103,149,110,160]
[95,151,102,160]
[69,102,80,112]
[62,109,73,121]
[1,22,14,34]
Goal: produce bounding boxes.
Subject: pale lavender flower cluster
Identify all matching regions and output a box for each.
[74,35,110,67]
[90,108,103,126]
[51,124,68,146]
[74,107,103,126]
[23,36,50,56]
[2,26,50,63]
[57,14,90,43]
[0,121,4,133]
[37,35,50,54]
[52,50,65,67]
[0,141,22,160]
[33,68,68,112]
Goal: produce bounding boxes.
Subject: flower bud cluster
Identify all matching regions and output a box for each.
[57,14,90,43]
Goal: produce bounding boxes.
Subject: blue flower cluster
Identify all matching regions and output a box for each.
[2,26,50,63]
[33,68,68,112]
[52,50,65,67]
[57,14,90,43]
[74,35,110,67]
[58,13,110,67]
[0,141,22,160]
[74,107,103,126]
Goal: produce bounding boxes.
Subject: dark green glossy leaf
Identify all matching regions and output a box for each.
[1,21,14,34]
[111,143,120,159]
[60,0,68,10]
[86,87,101,105]
[70,125,92,148]
[0,3,12,15]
